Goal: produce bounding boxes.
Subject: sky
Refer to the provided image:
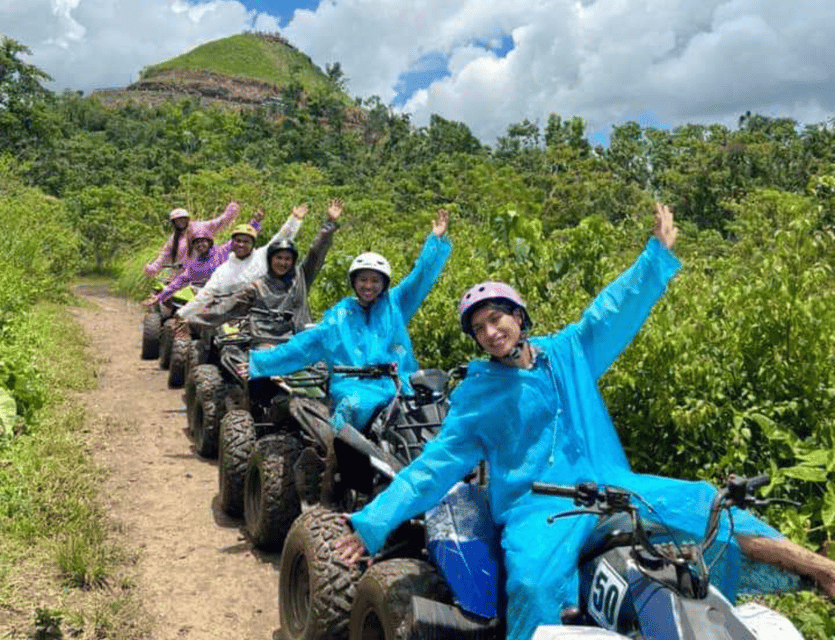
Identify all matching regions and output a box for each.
[2,0,834,146]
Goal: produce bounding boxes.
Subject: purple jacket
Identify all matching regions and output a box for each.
[143,201,241,278]
[154,217,261,303]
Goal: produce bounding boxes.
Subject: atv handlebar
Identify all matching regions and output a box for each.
[332,363,399,379]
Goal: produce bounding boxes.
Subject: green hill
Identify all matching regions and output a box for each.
[140,32,334,92]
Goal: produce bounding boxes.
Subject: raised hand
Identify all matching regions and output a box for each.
[327,198,344,221]
[253,207,265,223]
[653,202,678,249]
[432,208,449,237]
[292,203,309,220]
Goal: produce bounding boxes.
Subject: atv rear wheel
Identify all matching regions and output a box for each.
[244,432,302,549]
[218,409,256,517]
[141,312,161,360]
[278,507,362,640]
[158,319,174,370]
[190,364,224,458]
[349,559,451,640]
[167,335,189,388]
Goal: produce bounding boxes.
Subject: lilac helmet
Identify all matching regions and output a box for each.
[458,281,533,337]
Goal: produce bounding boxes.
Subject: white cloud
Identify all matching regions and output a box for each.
[284,0,835,143]
[2,0,833,145]
[3,0,262,90]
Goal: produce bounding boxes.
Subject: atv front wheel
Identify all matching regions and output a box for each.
[167,336,189,388]
[349,559,452,640]
[158,319,174,370]
[278,507,361,640]
[141,312,161,360]
[244,432,302,549]
[218,409,256,517]
[190,364,224,458]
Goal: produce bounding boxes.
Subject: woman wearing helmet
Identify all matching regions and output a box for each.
[177,203,310,321]
[195,199,344,341]
[143,208,266,308]
[336,203,835,639]
[248,209,451,433]
[143,200,243,278]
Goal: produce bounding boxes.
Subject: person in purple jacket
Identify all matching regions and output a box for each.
[143,200,242,278]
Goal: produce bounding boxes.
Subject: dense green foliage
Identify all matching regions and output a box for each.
[2,32,835,630]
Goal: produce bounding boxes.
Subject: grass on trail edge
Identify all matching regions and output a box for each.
[0,297,151,640]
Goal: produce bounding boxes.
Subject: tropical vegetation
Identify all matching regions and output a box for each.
[2,30,835,637]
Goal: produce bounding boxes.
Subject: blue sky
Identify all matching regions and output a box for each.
[3,1,834,146]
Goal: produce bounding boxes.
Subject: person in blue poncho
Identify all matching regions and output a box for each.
[247,208,451,433]
[336,203,835,640]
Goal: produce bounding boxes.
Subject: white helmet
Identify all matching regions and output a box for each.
[169,207,189,221]
[349,252,391,288]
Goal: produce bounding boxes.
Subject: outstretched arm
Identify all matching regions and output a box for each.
[248,320,329,379]
[300,199,343,287]
[573,202,680,379]
[204,200,241,235]
[144,234,175,278]
[390,209,452,320]
[268,203,307,245]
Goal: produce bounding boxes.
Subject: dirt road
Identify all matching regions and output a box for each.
[70,284,279,640]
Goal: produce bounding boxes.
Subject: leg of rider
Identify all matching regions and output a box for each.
[738,535,835,599]
[502,504,598,640]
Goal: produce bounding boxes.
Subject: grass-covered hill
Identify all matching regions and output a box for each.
[94,32,350,108]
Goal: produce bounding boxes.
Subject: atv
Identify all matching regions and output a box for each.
[185,306,302,461]
[275,363,467,639]
[140,264,182,361]
[344,474,807,640]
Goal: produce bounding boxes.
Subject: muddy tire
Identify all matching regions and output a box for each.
[278,507,362,640]
[159,319,174,370]
[167,335,189,388]
[190,364,224,458]
[184,338,201,383]
[141,312,161,360]
[349,559,451,640]
[244,432,302,549]
[218,409,256,517]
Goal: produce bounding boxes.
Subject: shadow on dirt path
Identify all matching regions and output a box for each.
[69,283,281,640]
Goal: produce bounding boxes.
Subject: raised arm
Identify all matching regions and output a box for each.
[300,199,342,288]
[573,202,680,379]
[203,200,241,235]
[390,209,452,320]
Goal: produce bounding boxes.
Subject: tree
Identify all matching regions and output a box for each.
[0,36,57,153]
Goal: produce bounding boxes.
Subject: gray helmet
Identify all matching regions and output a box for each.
[267,238,298,273]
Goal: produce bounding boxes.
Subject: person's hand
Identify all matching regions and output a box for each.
[143,264,154,278]
[432,208,449,237]
[142,295,157,308]
[333,515,371,566]
[327,198,344,221]
[292,203,309,220]
[236,361,249,379]
[253,207,265,223]
[653,202,678,250]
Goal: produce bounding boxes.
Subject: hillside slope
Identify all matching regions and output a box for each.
[93,32,347,109]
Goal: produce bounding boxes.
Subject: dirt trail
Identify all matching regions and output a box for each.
[69,284,279,640]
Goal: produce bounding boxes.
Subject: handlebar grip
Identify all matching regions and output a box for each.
[746,474,770,490]
[531,482,577,498]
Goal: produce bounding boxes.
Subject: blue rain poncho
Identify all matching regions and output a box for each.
[350,237,782,640]
[249,232,452,431]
